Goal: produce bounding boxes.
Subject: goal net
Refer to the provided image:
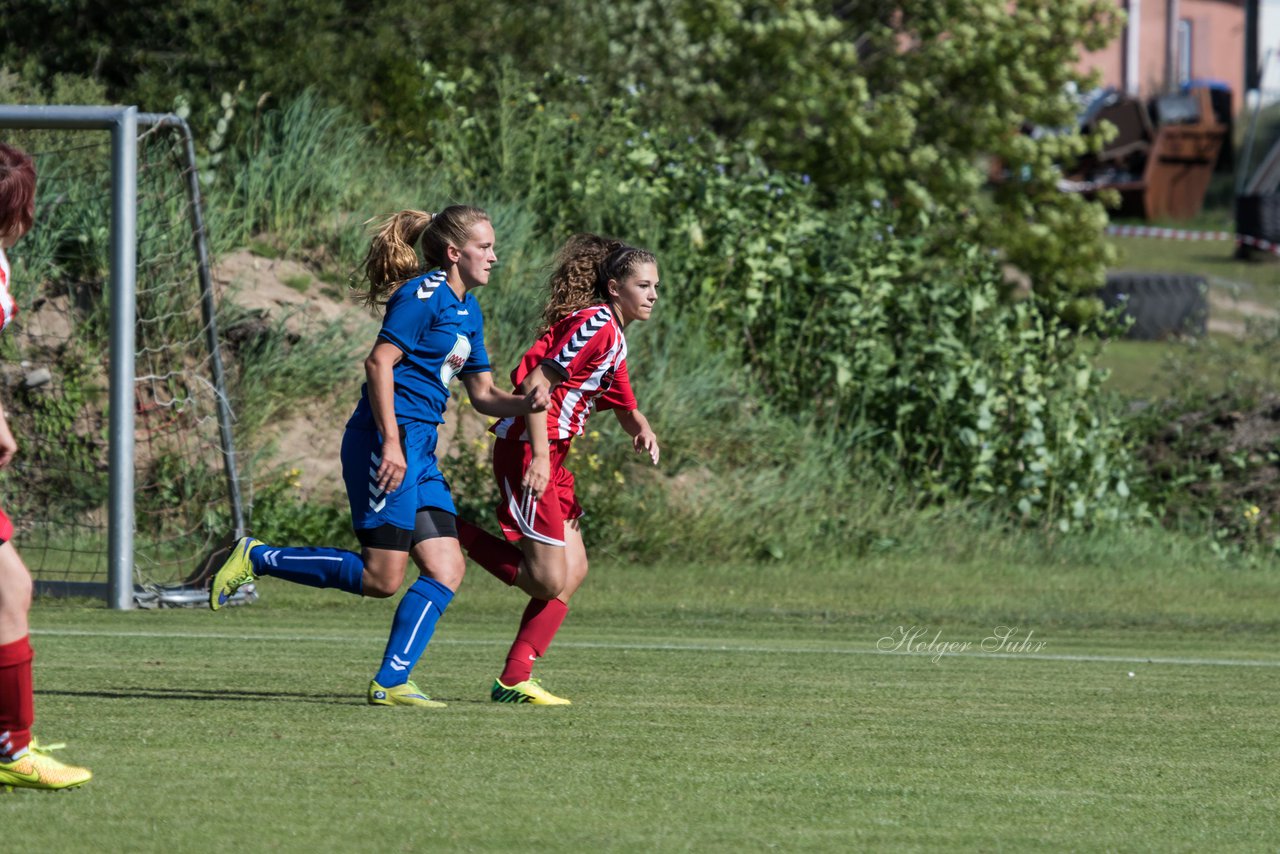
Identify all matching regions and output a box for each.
[0,107,245,607]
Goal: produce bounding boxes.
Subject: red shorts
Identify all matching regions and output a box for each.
[492,438,581,546]
[0,506,12,545]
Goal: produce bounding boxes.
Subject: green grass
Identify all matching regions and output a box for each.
[281,273,312,293]
[247,238,283,260]
[1094,339,1175,397]
[1097,234,1280,398]
[1093,336,1239,399]
[1108,236,1280,305]
[9,550,1279,851]
[1096,327,1280,400]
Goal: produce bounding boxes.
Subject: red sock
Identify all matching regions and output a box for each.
[457,519,521,586]
[500,598,569,685]
[0,636,34,759]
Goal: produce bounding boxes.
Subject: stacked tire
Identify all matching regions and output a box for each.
[1098,273,1208,340]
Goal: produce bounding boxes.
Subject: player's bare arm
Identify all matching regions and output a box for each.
[614,408,659,465]
[519,363,565,496]
[364,339,406,492]
[0,408,16,470]
[461,371,549,418]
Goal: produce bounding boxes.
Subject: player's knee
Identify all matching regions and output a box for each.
[362,578,398,598]
[361,568,404,598]
[420,558,465,590]
[524,574,565,600]
[438,560,465,589]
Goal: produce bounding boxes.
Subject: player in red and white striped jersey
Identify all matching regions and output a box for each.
[0,237,17,333]
[0,142,91,789]
[490,300,637,444]
[458,234,660,705]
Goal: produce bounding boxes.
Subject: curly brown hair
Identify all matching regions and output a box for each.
[540,233,656,333]
[0,143,37,240]
[357,205,489,308]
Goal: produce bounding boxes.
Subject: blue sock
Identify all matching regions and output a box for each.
[250,545,364,595]
[374,576,455,687]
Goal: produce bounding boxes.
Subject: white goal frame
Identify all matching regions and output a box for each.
[0,104,245,609]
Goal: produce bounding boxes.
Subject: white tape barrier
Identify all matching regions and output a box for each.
[1105,224,1280,256]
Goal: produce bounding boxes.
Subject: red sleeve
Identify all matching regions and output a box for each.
[595,357,637,411]
[510,330,554,389]
[542,307,616,381]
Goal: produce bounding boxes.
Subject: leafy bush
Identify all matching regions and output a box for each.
[6,0,1123,307]
[247,467,357,549]
[410,69,1138,529]
[1126,320,1280,557]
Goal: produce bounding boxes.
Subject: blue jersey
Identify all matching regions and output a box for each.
[348,270,491,428]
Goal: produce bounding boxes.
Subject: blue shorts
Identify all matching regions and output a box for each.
[341,420,456,534]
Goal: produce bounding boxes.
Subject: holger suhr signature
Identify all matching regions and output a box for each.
[877,625,1047,663]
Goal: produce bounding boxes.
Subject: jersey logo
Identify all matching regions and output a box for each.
[440,333,471,386]
[555,307,611,367]
[416,270,448,301]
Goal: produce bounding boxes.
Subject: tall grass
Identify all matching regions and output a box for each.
[211,93,367,253]
[202,92,450,269]
[200,92,1264,569]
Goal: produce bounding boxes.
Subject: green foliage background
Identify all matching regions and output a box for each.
[4,1,1121,300]
[2,0,1227,559]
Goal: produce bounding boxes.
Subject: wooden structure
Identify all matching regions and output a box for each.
[1074,87,1228,221]
[1122,90,1227,220]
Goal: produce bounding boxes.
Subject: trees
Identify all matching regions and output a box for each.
[536,0,1124,304]
[6,0,1125,305]
[0,0,429,125]
[2,1,1138,525]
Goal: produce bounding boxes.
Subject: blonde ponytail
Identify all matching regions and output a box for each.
[356,205,492,308]
[358,210,434,307]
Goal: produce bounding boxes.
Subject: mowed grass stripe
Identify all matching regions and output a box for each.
[13,624,1279,851]
[15,580,1280,854]
[30,627,1280,668]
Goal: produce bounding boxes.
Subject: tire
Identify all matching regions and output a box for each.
[1098,273,1208,339]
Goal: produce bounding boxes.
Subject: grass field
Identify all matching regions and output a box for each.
[1108,236,1280,303]
[1098,234,1280,397]
[6,550,1278,852]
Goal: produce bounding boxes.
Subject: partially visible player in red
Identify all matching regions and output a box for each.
[457,234,660,704]
[0,142,92,790]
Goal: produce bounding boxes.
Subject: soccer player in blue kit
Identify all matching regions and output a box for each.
[210,206,547,707]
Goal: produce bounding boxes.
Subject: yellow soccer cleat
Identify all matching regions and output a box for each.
[209,537,263,611]
[368,679,447,708]
[490,678,571,706]
[0,740,92,792]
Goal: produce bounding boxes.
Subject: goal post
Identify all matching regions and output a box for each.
[0,104,245,609]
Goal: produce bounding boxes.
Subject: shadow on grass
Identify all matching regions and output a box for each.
[36,686,497,705]
[37,686,361,704]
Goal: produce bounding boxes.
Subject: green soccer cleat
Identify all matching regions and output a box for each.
[209,536,263,611]
[491,678,572,706]
[0,740,92,792]
[368,679,447,708]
